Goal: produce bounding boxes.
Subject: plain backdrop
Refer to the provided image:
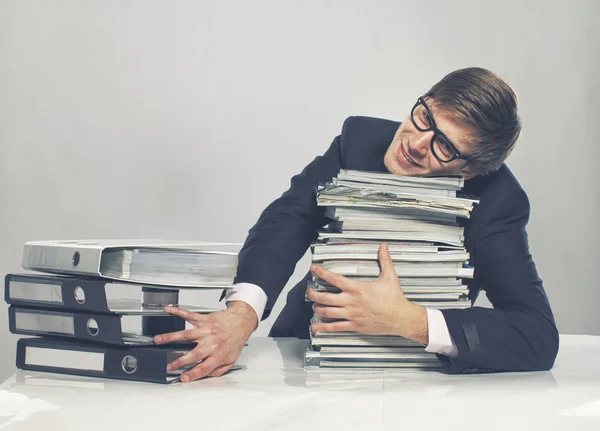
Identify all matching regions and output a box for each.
[1,0,598,382]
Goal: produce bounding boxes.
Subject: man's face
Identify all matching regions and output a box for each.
[384,99,476,179]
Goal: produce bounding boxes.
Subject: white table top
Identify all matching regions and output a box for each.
[1,334,599,430]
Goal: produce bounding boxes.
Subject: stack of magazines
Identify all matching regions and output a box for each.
[4,239,241,383]
[305,170,479,370]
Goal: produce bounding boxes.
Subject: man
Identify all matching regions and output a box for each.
[154,67,559,382]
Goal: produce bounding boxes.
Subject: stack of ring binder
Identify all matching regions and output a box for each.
[5,239,241,383]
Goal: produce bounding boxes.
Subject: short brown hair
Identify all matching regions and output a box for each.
[424,67,522,175]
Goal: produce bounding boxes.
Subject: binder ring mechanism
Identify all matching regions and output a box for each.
[141,287,179,309]
[141,288,185,336]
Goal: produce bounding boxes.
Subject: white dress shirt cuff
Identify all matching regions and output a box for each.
[224,282,268,330]
[425,308,458,358]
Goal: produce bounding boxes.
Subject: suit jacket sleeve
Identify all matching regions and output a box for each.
[440,188,559,373]
[234,125,351,320]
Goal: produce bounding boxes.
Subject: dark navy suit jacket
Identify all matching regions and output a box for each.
[235,116,559,374]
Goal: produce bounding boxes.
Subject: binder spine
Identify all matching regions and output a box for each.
[16,338,174,383]
[22,243,104,276]
[5,273,110,312]
[9,306,127,345]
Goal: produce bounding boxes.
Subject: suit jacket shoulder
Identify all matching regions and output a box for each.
[339,116,398,172]
[462,164,531,261]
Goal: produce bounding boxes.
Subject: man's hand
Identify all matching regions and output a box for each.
[154,301,257,383]
[307,243,429,344]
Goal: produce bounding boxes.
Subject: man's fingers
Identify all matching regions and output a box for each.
[312,304,347,320]
[167,345,210,372]
[180,357,219,383]
[162,306,204,323]
[155,329,196,345]
[311,320,353,333]
[311,265,354,291]
[207,364,233,378]
[377,243,398,282]
[306,289,348,306]
[154,327,214,344]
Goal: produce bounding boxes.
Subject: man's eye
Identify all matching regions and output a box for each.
[421,111,432,127]
[441,141,453,155]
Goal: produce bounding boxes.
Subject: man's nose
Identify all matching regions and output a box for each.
[408,131,432,158]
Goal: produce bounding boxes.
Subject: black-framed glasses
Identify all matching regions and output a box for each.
[410,97,470,163]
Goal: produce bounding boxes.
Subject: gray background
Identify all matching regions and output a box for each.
[1,0,598,382]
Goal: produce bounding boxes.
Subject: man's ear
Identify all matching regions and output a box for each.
[461,164,476,181]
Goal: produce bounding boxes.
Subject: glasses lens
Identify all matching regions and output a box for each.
[432,135,456,162]
[411,102,433,132]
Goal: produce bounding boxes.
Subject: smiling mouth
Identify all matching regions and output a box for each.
[401,140,422,168]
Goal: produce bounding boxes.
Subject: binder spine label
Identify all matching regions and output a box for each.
[25,346,105,371]
[14,309,75,335]
[8,281,64,304]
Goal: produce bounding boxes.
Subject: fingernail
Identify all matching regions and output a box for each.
[154,335,162,344]
[164,306,172,311]
[311,324,318,332]
[181,374,189,383]
[383,243,389,251]
[166,364,172,372]
[310,265,316,272]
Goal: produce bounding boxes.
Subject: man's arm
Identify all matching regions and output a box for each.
[234,134,345,320]
[439,188,559,373]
